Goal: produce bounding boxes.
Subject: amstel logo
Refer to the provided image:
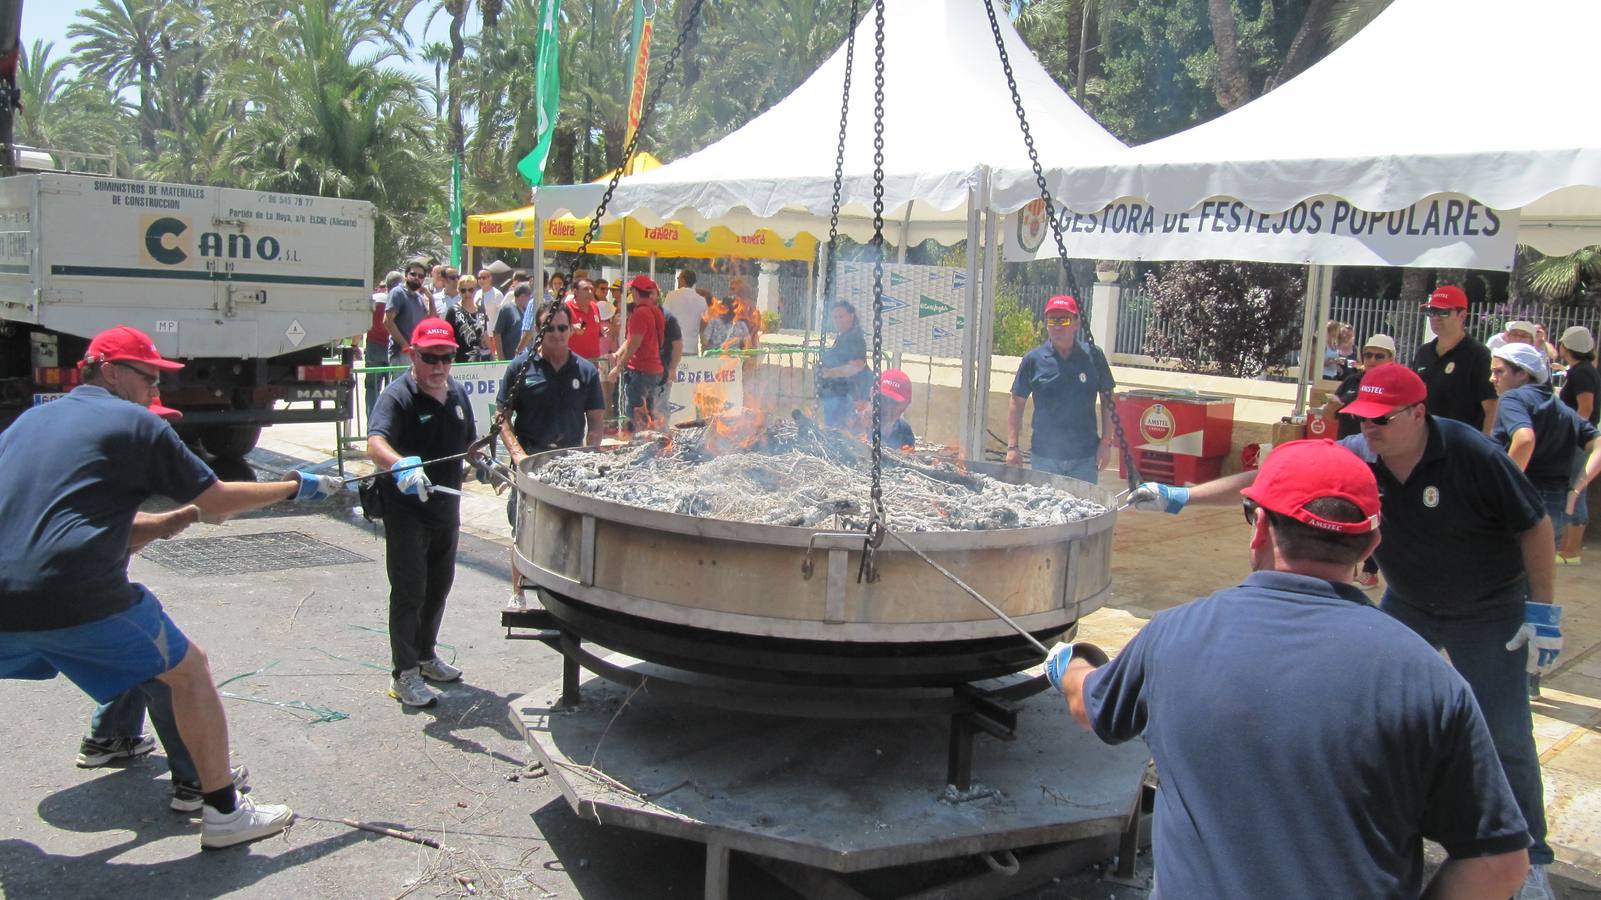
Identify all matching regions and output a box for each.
[1140,403,1175,444]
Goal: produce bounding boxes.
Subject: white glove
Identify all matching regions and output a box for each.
[1044,641,1109,690]
[392,455,433,501]
[290,470,344,502]
[1129,482,1189,514]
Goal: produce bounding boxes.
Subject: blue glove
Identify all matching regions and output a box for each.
[1506,602,1563,676]
[290,470,344,502]
[392,455,433,501]
[1130,482,1189,514]
[1044,642,1109,690]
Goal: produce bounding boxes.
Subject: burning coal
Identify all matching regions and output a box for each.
[533,413,1106,532]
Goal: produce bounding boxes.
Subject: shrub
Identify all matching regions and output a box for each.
[992,289,1042,356]
[1143,261,1305,377]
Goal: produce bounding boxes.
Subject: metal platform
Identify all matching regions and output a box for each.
[510,663,1151,899]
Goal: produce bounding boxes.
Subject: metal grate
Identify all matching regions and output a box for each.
[140,531,369,577]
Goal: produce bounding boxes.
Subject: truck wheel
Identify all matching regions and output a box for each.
[200,425,262,458]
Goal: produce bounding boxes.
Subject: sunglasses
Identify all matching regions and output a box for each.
[548,324,571,333]
[1045,316,1077,327]
[1242,498,1260,527]
[416,350,454,365]
[1361,352,1391,362]
[1422,308,1455,318]
[1355,403,1417,427]
[111,361,160,385]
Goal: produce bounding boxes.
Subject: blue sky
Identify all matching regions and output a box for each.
[21,2,463,84]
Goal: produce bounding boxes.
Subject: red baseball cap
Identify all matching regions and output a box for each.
[879,369,912,404]
[628,274,659,294]
[1339,363,1427,419]
[1422,284,1467,310]
[82,325,184,370]
[148,392,182,421]
[410,316,457,351]
[1044,296,1079,316]
[1241,439,1380,535]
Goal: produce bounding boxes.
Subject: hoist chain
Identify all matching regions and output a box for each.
[980,0,1140,490]
[497,0,708,443]
[818,0,862,410]
[859,0,888,584]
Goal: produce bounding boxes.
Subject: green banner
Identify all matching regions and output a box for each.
[516,0,563,186]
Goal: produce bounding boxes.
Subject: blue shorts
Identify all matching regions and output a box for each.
[0,585,191,703]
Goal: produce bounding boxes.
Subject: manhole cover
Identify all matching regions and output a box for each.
[140,531,369,577]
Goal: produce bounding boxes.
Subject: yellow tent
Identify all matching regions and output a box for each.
[465,152,816,261]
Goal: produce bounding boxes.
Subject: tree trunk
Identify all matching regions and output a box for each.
[1206,0,1252,111]
[138,64,157,155]
[1266,0,1334,92]
[548,124,579,187]
[1399,267,1430,303]
[447,3,467,157]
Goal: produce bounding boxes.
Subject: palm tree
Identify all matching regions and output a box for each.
[220,0,445,269]
[16,40,135,170]
[1326,0,1393,48]
[421,40,452,120]
[1520,247,1601,304]
[68,0,167,153]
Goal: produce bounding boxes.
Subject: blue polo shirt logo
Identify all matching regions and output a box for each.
[419,413,433,424]
[1444,362,1456,374]
[1423,486,1440,507]
[1078,372,1087,383]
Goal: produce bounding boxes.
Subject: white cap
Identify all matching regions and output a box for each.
[597,299,615,321]
[1362,334,1397,356]
[1492,342,1549,383]
[1504,319,1537,338]
[1560,325,1595,354]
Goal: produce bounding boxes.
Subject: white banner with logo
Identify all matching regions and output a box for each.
[665,356,744,425]
[1004,193,1519,270]
[826,262,966,358]
[452,360,507,436]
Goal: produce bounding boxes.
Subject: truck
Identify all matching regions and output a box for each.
[0,172,375,457]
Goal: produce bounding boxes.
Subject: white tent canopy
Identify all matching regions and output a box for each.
[1019,0,1601,259]
[532,0,1128,247]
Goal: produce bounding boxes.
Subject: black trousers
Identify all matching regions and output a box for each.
[384,507,459,678]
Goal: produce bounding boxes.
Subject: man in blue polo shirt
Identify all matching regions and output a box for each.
[1131,364,1562,898]
[0,325,343,849]
[497,299,605,465]
[384,259,437,362]
[1053,439,1530,898]
[1490,342,1601,549]
[369,317,478,709]
[1006,295,1114,483]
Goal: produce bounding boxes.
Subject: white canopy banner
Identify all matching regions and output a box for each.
[1004,193,1520,270]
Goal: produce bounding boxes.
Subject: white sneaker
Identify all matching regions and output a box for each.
[419,657,462,683]
[389,668,439,707]
[1518,865,1555,900]
[200,795,293,849]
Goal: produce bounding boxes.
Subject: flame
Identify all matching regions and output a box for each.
[704,407,767,456]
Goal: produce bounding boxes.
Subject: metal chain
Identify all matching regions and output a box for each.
[818,0,861,409]
[981,0,1140,489]
[497,0,708,443]
[859,0,887,582]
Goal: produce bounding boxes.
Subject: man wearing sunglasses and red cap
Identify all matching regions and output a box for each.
[1414,284,1498,435]
[1129,363,1561,898]
[1051,439,1530,898]
[0,325,345,849]
[1006,295,1115,483]
[367,317,477,709]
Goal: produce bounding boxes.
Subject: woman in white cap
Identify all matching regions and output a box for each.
[1558,326,1597,562]
[1490,342,1601,559]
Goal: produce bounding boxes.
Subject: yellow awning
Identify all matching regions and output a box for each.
[466,209,817,261]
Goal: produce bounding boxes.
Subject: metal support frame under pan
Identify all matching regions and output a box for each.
[505,599,1055,791]
[535,587,1074,688]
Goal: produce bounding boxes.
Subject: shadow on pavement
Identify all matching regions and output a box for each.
[6,768,369,898]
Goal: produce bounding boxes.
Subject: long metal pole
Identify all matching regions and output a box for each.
[976,171,1000,456]
[881,528,1049,656]
[959,184,981,454]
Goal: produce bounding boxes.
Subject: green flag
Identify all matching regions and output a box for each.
[517,0,562,186]
[450,154,463,266]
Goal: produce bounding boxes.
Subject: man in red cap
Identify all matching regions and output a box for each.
[367,317,477,708]
[1130,363,1560,897]
[1053,439,1530,897]
[1006,295,1115,483]
[0,325,344,849]
[878,369,916,449]
[608,274,667,432]
[1413,284,1497,435]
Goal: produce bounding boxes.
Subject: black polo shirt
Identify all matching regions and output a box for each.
[1411,336,1495,429]
[369,372,476,527]
[496,351,603,451]
[1011,340,1115,460]
[1085,571,1529,897]
[1492,383,1600,491]
[1340,417,1544,620]
[1561,360,1599,425]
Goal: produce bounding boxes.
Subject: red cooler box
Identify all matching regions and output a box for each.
[1114,390,1235,485]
